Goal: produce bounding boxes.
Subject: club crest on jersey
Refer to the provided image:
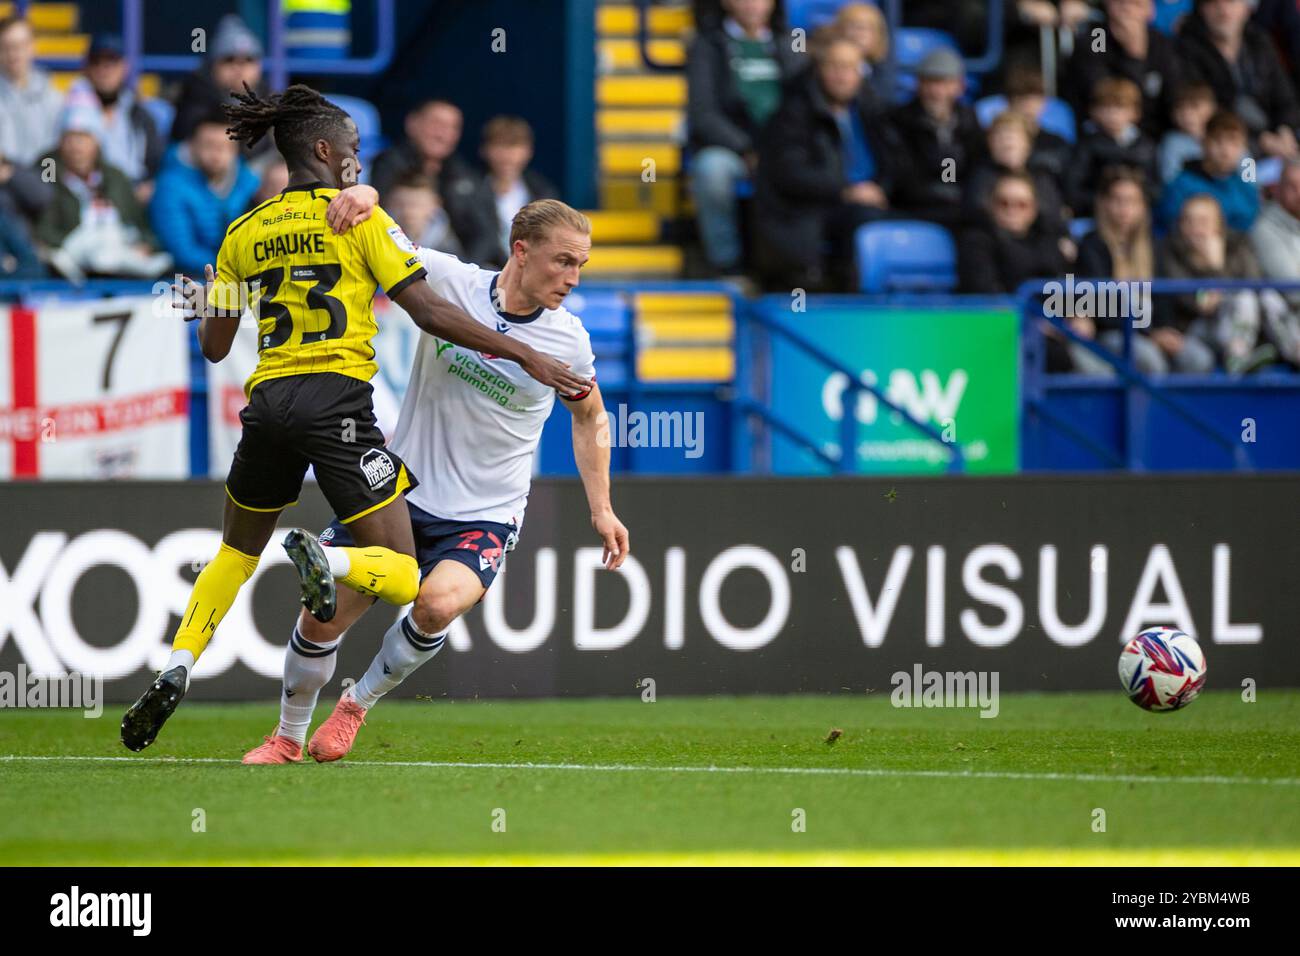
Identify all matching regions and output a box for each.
[319,527,336,545]
[359,449,396,490]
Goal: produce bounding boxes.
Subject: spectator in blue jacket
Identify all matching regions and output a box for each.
[150,113,258,277]
[1158,109,1258,232]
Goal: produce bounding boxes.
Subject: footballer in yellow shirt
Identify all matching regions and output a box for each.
[121,85,590,752]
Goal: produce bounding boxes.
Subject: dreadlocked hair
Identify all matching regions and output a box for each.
[224,83,351,165]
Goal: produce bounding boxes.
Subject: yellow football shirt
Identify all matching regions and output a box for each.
[211,182,427,395]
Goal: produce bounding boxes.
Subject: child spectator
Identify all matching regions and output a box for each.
[1004,64,1072,182]
[149,113,259,278]
[1158,82,1216,183]
[886,48,983,227]
[475,116,558,267]
[35,104,171,281]
[1157,192,1270,373]
[387,173,465,259]
[1065,77,1158,216]
[965,111,1068,233]
[1074,165,1165,374]
[1158,109,1258,231]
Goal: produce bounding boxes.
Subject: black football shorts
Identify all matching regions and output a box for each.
[225,372,418,525]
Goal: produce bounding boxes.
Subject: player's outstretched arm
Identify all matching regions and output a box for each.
[391,279,592,394]
[567,381,628,570]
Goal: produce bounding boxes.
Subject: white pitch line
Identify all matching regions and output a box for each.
[1,754,1297,787]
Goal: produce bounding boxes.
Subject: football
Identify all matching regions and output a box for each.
[1118,627,1208,712]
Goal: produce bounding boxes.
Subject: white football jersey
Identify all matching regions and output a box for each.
[388,247,596,527]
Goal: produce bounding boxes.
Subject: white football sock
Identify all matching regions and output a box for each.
[325,547,351,578]
[164,649,195,691]
[352,613,446,710]
[278,625,341,744]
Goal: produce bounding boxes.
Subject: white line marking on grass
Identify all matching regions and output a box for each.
[1,754,1297,787]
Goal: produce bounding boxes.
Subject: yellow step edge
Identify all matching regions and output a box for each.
[585,244,683,274]
[597,5,693,37]
[597,109,683,138]
[638,347,735,381]
[637,292,733,313]
[35,34,88,57]
[598,75,687,108]
[600,178,682,216]
[639,317,734,342]
[584,210,661,243]
[599,37,686,70]
[51,70,162,98]
[600,143,681,177]
[0,2,78,32]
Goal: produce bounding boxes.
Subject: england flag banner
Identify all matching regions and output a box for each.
[0,296,190,479]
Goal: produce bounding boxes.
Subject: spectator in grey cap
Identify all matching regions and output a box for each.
[0,14,65,166]
[171,15,270,158]
[884,47,983,227]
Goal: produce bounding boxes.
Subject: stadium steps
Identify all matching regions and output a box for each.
[591,3,735,383]
[598,37,685,71]
[34,33,87,57]
[634,292,735,382]
[585,209,661,244]
[0,1,78,31]
[592,1,695,283]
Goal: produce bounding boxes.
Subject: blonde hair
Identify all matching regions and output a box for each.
[1095,167,1154,280]
[833,2,889,62]
[988,110,1034,141]
[509,198,590,249]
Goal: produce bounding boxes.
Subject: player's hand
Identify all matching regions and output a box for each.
[592,510,629,570]
[171,263,214,321]
[326,184,379,235]
[520,349,593,396]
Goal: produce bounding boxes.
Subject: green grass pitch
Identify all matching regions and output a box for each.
[1,691,1298,865]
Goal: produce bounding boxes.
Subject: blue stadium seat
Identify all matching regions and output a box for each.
[324,94,387,162]
[566,291,631,388]
[1069,217,1094,242]
[784,0,853,33]
[855,220,957,294]
[1153,0,1193,34]
[975,94,1077,143]
[892,27,959,70]
[141,97,174,140]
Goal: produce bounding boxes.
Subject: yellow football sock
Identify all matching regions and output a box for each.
[338,548,421,605]
[172,543,260,659]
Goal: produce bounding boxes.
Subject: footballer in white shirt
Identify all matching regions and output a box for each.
[244,197,630,765]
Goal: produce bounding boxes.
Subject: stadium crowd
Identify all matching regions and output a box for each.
[3,2,1300,374]
[688,0,1300,372]
[0,13,550,285]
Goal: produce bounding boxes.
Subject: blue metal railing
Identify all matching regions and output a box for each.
[632,0,1002,77]
[1017,277,1300,471]
[33,0,395,88]
[735,297,965,474]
